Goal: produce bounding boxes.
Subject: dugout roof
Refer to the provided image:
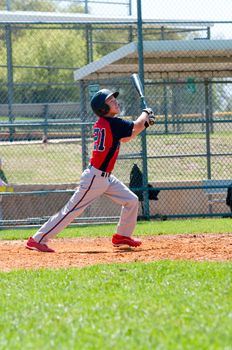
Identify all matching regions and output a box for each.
[74,39,232,80]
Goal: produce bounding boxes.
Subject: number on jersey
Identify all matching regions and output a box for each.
[93,128,106,151]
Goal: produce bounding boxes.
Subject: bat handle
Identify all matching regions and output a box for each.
[141,97,147,109]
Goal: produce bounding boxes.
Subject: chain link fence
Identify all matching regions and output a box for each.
[0,0,232,227]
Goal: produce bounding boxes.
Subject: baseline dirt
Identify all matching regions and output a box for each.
[0,234,231,271]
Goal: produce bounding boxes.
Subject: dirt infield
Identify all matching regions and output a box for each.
[0,234,231,271]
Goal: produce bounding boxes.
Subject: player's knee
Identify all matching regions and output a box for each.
[129,192,139,208]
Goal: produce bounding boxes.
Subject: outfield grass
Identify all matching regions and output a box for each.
[1,131,232,184]
[0,142,83,184]
[0,217,231,240]
[0,261,231,350]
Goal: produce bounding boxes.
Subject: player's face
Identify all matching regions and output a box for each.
[105,95,120,116]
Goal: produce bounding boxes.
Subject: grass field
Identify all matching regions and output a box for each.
[1,131,232,184]
[0,217,232,240]
[1,262,231,350]
[0,218,231,350]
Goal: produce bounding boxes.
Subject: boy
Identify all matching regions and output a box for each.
[26,89,155,252]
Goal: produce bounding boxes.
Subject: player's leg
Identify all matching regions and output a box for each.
[104,175,141,247]
[26,168,109,251]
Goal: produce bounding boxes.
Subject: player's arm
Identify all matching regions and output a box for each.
[121,109,153,143]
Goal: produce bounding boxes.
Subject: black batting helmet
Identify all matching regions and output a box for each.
[91,89,119,116]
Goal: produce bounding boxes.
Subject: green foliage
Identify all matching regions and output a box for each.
[65,3,85,13]
[0,25,86,102]
[93,27,129,59]
[0,0,85,12]
[0,24,87,85]
[0,261,231,349]
[92,25,186,60]
[0,0,55,11]
[11,28,86,83]
[142,25,187,41]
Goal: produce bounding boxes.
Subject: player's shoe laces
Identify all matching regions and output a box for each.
[112,234,142,247]
[25,237,55,253]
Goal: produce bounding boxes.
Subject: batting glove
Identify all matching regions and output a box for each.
[149,114,156,125]
[142,107,154,116]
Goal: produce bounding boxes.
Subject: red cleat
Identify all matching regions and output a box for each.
[25,237,55,253]
[112,234,142,248]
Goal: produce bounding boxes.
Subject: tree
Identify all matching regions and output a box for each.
[93,24,186,60]
[0,0,56,11]
[0,26,87,103]
[1,0,85,12]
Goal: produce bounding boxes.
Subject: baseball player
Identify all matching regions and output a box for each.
[26,89,155,252]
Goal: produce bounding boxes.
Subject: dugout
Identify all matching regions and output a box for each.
[74,38,232,164]
[74,39,232,80]
[74,39,232,131]
[74,38,232,153]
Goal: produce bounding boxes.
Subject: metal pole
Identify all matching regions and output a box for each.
[85,0,89,64]
[136,0,150,220]
[161,26,169,133]
[84,0,88,13]
[6,0,11,10]
[137,0,144,83]
[128,0,132,15]
[128,0,133,42]
[86,25,90,64]
[163,82,169,133]
[208,81,213,133]
[204,78,213,213]
[80,80,88,171]
[204,79,211,180]
[89,25,93,63]
[5,24,15,141]
[161,26,165,40]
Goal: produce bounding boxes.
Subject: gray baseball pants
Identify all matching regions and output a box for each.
[33,166,139,244]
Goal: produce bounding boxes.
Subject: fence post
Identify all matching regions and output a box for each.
[80,80,88,171]
[136,0,150,220]
[163,81,169,133]
[5,24,15,142]
[43,104,49,141]
[204,78,212,181]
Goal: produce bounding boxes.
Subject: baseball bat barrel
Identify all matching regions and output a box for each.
[131,73,155,125]
[131,73,147,109]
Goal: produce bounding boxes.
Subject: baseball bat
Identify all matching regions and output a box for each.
[131,73,147,109]
[131,73,155,125]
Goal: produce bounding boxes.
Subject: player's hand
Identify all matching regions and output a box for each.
[149,114,156,125]
[142,107,155,128]
[142,107,153,116]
